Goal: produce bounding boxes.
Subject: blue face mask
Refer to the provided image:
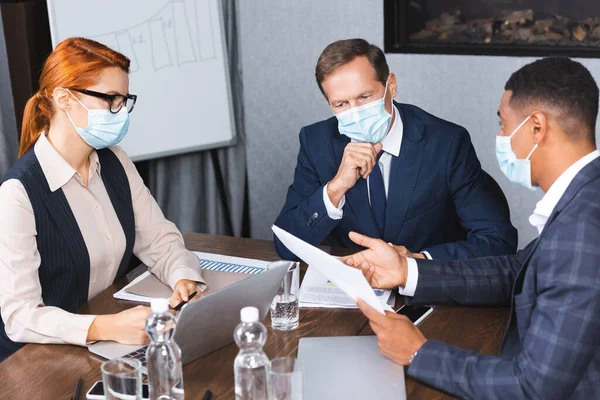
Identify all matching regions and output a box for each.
[64,89,130,149]
[496,115,538,190]
[334,80,392,143]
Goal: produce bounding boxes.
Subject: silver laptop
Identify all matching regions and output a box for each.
[297,336,406,399]
[88,260,292,372]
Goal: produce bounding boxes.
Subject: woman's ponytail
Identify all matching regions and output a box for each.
[18,91,53,157]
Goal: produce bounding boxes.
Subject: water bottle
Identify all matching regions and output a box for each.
[233,306,270,400]
[146,298,185,400]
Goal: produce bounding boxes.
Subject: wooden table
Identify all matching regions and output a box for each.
[0,233,509,399]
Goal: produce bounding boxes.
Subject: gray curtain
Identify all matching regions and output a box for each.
[147,0,247,236]
[0,7,18,177]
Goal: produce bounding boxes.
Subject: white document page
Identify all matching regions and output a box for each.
[272,225,393,314]
[299,266,392,309]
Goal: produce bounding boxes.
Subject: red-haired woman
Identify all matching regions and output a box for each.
[0,37,205,360]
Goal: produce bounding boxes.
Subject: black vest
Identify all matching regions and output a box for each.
[0,148,135,361]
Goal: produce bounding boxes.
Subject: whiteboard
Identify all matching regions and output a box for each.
[46,0,236,161]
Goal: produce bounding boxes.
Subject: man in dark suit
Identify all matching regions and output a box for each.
[342,57,600,398]
[274,39,517,261]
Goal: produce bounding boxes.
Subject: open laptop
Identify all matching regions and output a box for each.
[88,260,292,373]
[297,336,406,399]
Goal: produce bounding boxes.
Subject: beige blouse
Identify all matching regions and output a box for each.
[0,133,204,347]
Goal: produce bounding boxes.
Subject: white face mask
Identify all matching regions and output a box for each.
[64,89,130,149]
[334,79,392,143]
[495,115,538,190]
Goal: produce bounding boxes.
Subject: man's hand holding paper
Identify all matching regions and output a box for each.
[339,232,408,290]
[340,231,429,367]
[271,225,393,314]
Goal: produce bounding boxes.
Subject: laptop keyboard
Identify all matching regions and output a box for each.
[124,345,149,368]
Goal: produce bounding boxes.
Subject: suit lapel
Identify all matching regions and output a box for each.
[500,157,600,353]
[515,157,600,277]
[332,134,381,239]
[45,189,90,304]
[383,105,425,242]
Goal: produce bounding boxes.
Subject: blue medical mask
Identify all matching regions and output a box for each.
[64,89,130,149]
[496,115,538,190]
[334,80,392,143]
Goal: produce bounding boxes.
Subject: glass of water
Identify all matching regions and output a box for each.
[101,358,142,400]
[269,357,303,400]
[270,262,300,331]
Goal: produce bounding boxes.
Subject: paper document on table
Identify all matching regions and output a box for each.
[113,252,270,303]
[272,225,393,314]
[113,271,160,303]
[299,266,393,309]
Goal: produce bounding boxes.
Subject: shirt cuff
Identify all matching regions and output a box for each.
[66,314,97,346]
[167,266,207,292]
[323,183,345,220]
[398,257,419,297]
[421,251,433,260]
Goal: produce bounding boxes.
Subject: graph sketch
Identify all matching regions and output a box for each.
[91,0,217,73]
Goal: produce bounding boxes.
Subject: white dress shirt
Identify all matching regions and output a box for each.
[401,149,600,297]
[529,150,600,234]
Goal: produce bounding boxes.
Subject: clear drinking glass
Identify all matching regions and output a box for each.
[269,357,303,400]
[270,262,300,330]
[101,358,142,400]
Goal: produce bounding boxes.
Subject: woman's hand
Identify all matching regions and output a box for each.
[87,306,152,345]
[87,280,204,344]
[170,279,203,309]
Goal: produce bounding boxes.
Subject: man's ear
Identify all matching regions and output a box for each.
[530,111,547,145]
[388,73,397,99]
[52,88,71,112]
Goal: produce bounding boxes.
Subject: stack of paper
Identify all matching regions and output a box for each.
[272,225,394,314]
[113,271,167,303]
[113,251,270,303]
[299,266,393,309]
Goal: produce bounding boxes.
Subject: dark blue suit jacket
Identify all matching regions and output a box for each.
[406,157,600,399]
[274,102,517,260]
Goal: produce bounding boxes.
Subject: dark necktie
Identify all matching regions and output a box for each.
[369,151,386,236]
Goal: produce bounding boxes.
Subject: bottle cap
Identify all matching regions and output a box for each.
[151,298,170,313]
[240,306,259,323]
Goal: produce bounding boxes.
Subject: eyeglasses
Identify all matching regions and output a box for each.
[68,88,138,114]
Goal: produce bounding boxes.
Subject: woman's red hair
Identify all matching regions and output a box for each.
[19,37,130,157]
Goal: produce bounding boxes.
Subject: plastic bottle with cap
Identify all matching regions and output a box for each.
[146,298,184,399]
[233,306,269,400]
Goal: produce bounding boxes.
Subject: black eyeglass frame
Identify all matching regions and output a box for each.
[68,88,138,114]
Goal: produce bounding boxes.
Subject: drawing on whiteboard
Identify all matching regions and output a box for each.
[90,0,217,73]
[195,0,216,60]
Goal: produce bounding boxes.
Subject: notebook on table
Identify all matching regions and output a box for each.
[114,251,270,302]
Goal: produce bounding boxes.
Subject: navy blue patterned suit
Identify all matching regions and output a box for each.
[406,157,600,399]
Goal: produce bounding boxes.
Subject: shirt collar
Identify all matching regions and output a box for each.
[34,133,101,192]
[529,149,600,233]
[89,151,101,178]
[380,105,403,157]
